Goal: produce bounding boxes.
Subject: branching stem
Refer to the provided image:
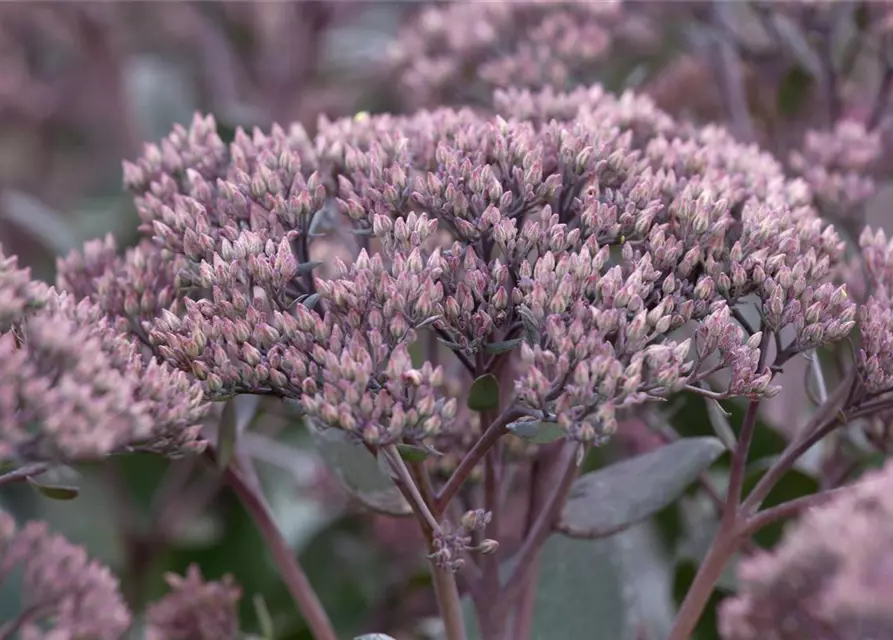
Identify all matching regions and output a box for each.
[435,405,527,514]
[221,457,336,640]
[0,463,49,487]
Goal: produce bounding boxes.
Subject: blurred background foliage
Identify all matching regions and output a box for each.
[1,2,893,639]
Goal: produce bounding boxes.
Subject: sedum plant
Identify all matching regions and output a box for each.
[4,1,893,639]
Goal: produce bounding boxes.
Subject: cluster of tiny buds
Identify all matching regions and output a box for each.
[789,120,882,218]
[389,0,629,108]
[855,228,893,393]
[697,306,776,398]
[146,564,242,640]
[116,75,864,461]
[430,509,498,572]
[0,250,47,331]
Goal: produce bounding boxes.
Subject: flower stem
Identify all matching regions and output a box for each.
[497,443,580,618]
[0,463,48,487]
[670,330,771,638]
[383,445,441,533]
[385,447,467,640]
[667,526,737,640]
[432,561,469,640]
[739,487,848,538]
[726,398,759,518]
[435,405,526,515]
[222,460,337,640]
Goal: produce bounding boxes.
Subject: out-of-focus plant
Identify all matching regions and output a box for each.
[6,2,893,640]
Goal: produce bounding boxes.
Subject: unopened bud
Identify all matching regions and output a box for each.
[477,539,499,555]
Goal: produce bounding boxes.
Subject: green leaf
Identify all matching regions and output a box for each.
[517,305,540,344]
[297,260,324,275]
[506,418,566,444]
[301,293,321,310]
[676,494,739,593]
[436,336,463,350]
[467,374,500,412]
[777,65,814,117]
[855,2,870,30]
[416,315,442,330]
[395,443,430,463]
[743,465,819,548]
[484,338,523,354]
[668,392,786,462]
[557,437,725,538]
[253,594,275,640]
[307,422,411,516]
[705,398,736,451]
[614,522,676,639]
[465,524,674,640]
[217,395,261,471]
[27,477,79,501]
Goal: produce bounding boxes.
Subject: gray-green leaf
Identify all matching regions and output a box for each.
[301,293,321,310]
[557,437,725,538]
[468,374,500,412]
[308,422,411,516]
[217,395,261,471]
[395,443,430,463]
[296,260,323,275]
[484,338,523,354]
[27,477,79,501]
[465,524,674,640]
[506,419,565,444]
[517,305,541,344]
[253,594,275,640]
[705,398,736,451]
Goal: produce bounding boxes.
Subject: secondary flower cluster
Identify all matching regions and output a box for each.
[0,512,130,640]
[855,227,893,395]
[788,120,883,221]
[388,1,624,109]
[0,251,208,463]
[86,79,855,452]
[719,462,893,640]
[146,564,242,640]
[0,250,47,332]
[0,512,241,640]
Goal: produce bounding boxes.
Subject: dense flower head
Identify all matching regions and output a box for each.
[387,0,654,109]
[0,511,131,640]
[131,81,853,448]
[719,462,893,640]
[0,282,208,463]
[146,564,242,640]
